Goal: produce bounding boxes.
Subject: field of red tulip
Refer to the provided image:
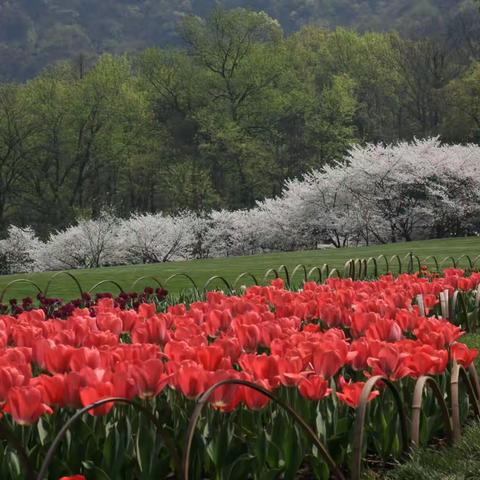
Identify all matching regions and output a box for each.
[1,268,480,479]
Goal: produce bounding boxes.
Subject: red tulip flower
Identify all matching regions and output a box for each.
[213,337,242,364]
[206,370,242,412]
[79,382,115,416]
[238,353,280,388]
[366,344,411,380]
[240,376,271,410]
[270,278,285,289]
[205,309,232,335]
[457,278,473,291]
[312,348,346,379]
[175,362,208,399]
[112,363,138,400]
[128,359,171,399]
[34,340,74,374]
[0,366,28,403]
[347,338,371,371]
[5,386,53,425]
[351,312,380,337]
[298,375,332,401]
[451,342,478,367]
[96,312,123,335]
[31,374,66,407]
[69,348,102,372]
[138,303,157,319]
[132,315,171,346]
[365,318,402,343]
[235,323,261,352]
[336,377,379,408]
[406,347,448,377]
[196,345,228,371]
[277,355,304,387]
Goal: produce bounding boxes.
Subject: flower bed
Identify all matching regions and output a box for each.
[0,269,480,479]
[0,287,168,318]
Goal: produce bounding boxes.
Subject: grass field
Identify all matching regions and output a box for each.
[1,236,480,301]
[368,419,480,479]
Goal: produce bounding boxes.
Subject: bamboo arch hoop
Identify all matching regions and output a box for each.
[0,279,43,303]
[130,275,165,291]
[351,375,409,480]
[328,268,342,279]
[232,272,259,290]
[277,264,291,288]
[88,279,124,294]
[263,267,280,283]
[291,264,308,286]
[377,254,389,274]
[450,362,480,442]
[43,271,84,298]
[390,255,402,274]
[440,256,457,269]
[423,255,440,273]
[203,275,233,294]
[164,273,199,295]
[307,266,323,283]
[411,375,453,447]
[344,259,355,279]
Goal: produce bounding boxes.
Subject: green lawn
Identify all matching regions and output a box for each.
[368,420,480,479]
[1,236,479,301]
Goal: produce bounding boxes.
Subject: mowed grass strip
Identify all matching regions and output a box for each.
[366,421,480,479]
[1,236,479,301]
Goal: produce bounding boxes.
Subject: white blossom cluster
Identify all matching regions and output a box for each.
[1,138,479,274]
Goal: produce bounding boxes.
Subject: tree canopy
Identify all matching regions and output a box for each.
[1,0,479,81]
[0,8,480,236]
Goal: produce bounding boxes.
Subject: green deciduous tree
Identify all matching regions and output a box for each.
[444,61,480,142]
[0,7,479,235]
[0,84,37,232]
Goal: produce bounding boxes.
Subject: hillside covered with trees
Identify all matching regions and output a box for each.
[1,5,480,238]
[1,0,479,80]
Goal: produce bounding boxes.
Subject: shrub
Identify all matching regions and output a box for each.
[0,226,41,274]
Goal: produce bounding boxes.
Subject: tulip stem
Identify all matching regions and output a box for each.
[0,420,36,480]
[36,397,182,480]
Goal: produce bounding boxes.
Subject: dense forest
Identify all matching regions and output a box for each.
[1,0,479,81]
[1,5,480,237]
